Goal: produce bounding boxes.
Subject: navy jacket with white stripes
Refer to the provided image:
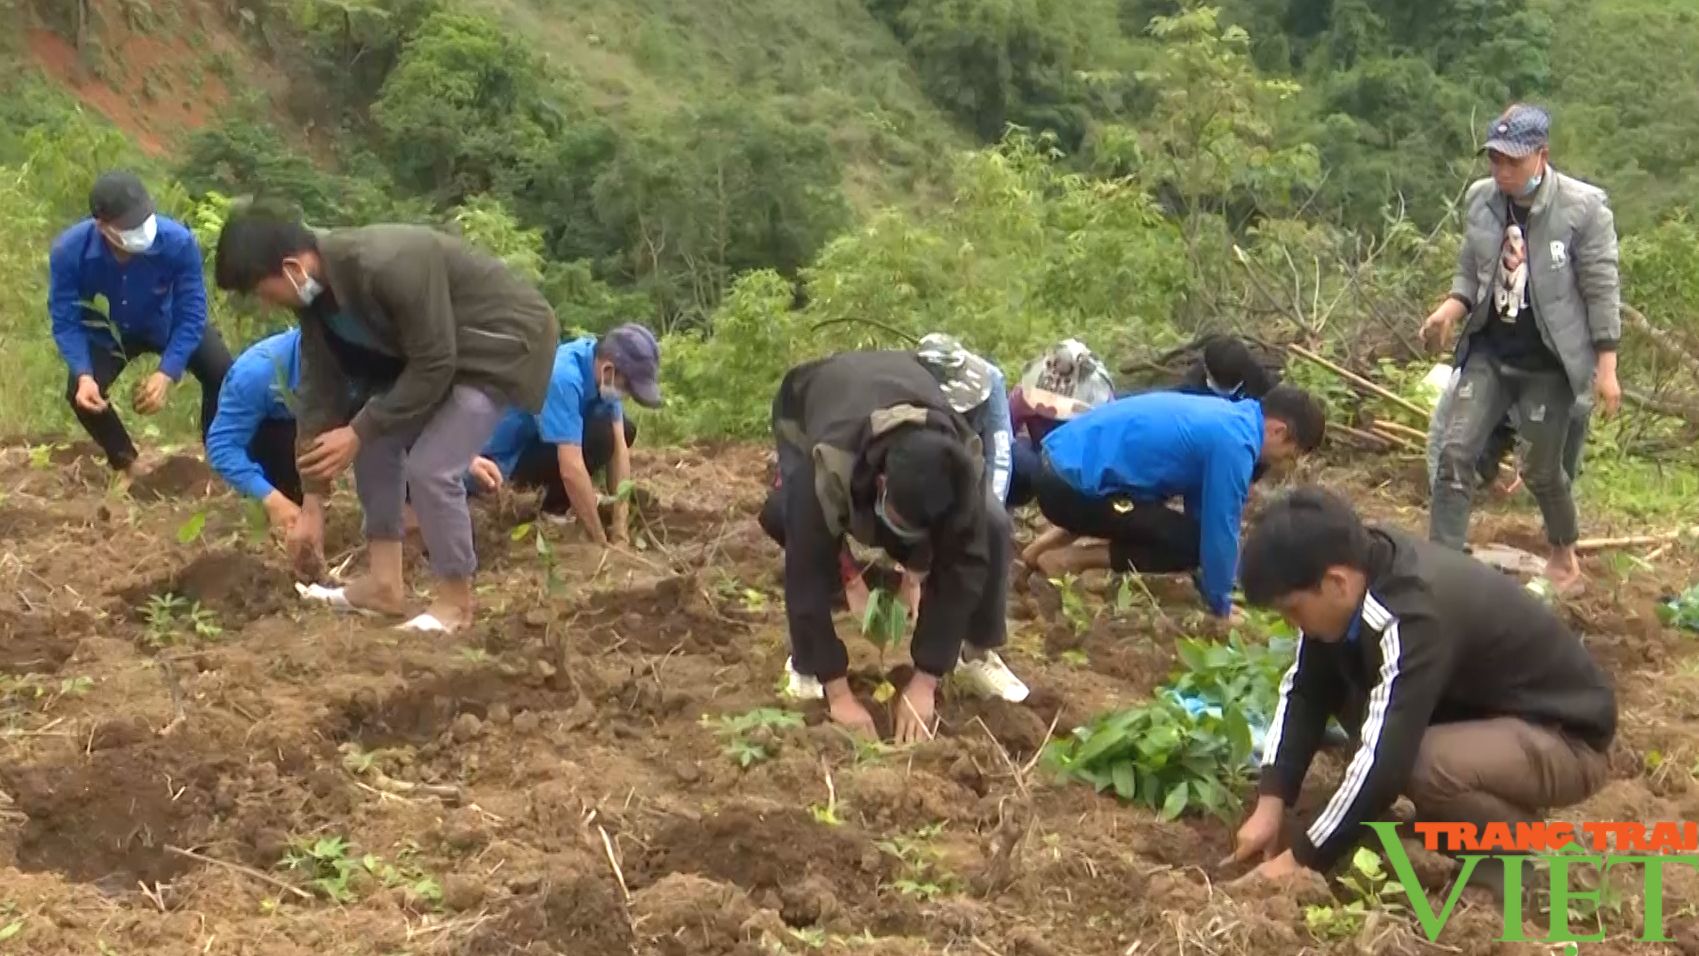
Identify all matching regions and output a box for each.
[1257,526,1617,870]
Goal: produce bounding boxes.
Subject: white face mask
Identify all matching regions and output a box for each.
[285,261,322,306]
[110,214,158,254]
[599,370,626,403]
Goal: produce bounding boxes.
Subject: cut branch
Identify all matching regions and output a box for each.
[165,845,314,901]
[1287,344,1431,421]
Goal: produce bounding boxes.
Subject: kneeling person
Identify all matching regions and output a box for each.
[206,328,309,529]
[469,325,661,545]
[762,350,1022,742]
[1229,487,1616,897]
[1021,386,1326,619]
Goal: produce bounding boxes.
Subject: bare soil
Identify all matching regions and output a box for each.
[0,439,1691,954]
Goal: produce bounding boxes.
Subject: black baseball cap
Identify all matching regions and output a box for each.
[89,170,155,230]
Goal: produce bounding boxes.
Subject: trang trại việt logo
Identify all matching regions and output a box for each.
[1365,819,1699,951]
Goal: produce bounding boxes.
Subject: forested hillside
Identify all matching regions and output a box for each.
[2,0,1697,447]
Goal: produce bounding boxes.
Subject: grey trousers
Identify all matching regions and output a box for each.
[1426,375,1591,491]
[353,385,505,579]
[1430,355,1582,549]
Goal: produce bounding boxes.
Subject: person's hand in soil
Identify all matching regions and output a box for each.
[288,497,327,581]
[607,502,630,547]
[132,371,171,415]
[842,558,871,618]
[73,375,108,414]
[897,567,924,622]
[469,456,503,493]
[894,671,938,745]
[1221,794,1284,870]
[824,678,876,738]
[299,426,361,482]
[1492,470,1524,498]
[263,490,301,532]
[1234,849,1303,886]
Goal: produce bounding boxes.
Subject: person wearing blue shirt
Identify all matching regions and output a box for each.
[469,325,663,545]
[49,171,231,473]
[205,329,307,529]
[1018,386,1327,619]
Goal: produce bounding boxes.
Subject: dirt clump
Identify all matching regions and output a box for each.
[333,665,576,747]
[636,805,891,904]
[467,850,635,956]
[579,573,753,655]
[0,503,59,538]
[114,549,289,630]
[128,454,215,501]
[0,609,89,674]
[630,872,787,956]
[944,697,1055,760]
[1,738,226,889]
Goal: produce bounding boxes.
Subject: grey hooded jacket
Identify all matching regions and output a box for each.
[1448,167,1621,408]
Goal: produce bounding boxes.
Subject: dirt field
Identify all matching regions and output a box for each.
[0,437,1695,955]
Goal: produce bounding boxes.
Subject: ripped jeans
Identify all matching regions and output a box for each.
[1430,355,1579,549]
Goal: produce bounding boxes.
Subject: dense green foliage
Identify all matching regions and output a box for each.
[1044,691,1255,821]
[2,0,1698,465]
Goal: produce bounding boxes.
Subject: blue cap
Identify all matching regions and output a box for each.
[602,323,662,408]
[1482,105,1550,158]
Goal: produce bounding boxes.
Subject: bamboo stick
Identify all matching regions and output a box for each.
[1574,530,1693,553]
[1287,344,1431,421]
[1370,419,1430,442]
[1367,425,1424,452]
[1332,422,1419,452]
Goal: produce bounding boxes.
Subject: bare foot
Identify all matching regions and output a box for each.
[420,578,475,631]
[342,575,407,616]
[1542,548,1583,595]
[416,599,473,632]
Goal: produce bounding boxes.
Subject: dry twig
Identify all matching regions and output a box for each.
[164,845,314,901]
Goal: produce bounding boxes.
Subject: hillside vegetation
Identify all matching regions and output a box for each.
[0,0,1695,458]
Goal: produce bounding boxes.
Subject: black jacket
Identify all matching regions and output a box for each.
[1259,527,1617,870]
[297,226,558,446]
[772,350,989,680]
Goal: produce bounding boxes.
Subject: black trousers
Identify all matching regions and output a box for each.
[1033,457,1199,573]
[1007,438,1042,508]
[249,417,305,504]
[66,324,233,470]
[507,414,637,513]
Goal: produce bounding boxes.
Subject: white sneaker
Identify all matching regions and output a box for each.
[782,657,824,701]
[956,649,1029,703]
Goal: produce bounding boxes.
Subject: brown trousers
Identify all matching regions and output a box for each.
[1406,717,1610,832]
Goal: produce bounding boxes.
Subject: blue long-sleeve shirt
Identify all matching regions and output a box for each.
[472,337,623,491]
[1040,392,1264,615]
[981,367,1014,504]
[206,330,301,500]
[48,216,209,380]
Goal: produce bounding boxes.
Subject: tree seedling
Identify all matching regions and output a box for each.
[176,511,207,545]
[1043,693,1254,822]
[1303,848,1406,940]
[706,707,804,767]
[281,836,363,903]
[876,823,958,901]
[279,835,440,906]
[142,594,222,647]
[1049,574,1097,636]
